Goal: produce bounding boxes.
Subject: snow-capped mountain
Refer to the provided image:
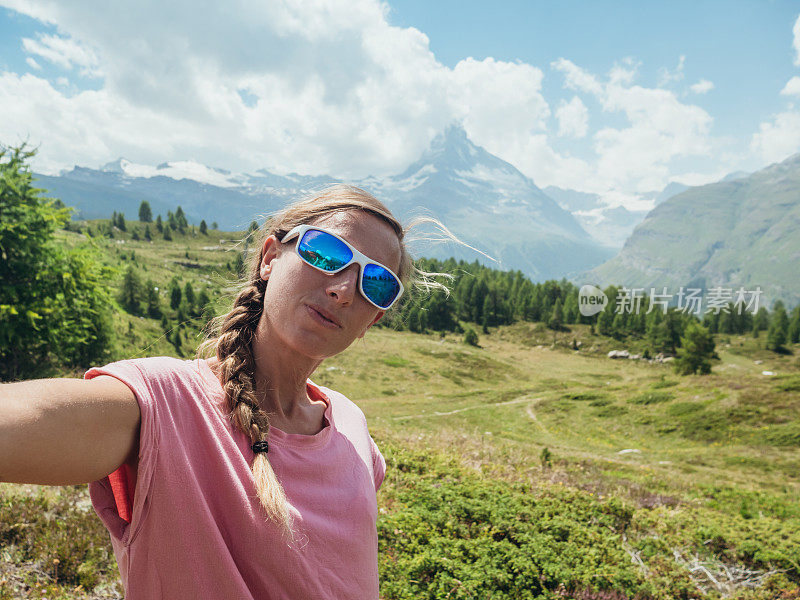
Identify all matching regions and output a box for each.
[34,125,615,281]
[98,158,247,188]
[354,126,615,279]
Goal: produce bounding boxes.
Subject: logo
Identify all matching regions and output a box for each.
[579,284,608,316]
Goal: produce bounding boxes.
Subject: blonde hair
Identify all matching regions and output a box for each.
[197,184,449,540]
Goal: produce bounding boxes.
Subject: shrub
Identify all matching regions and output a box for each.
[628,391,674,404]
[463,327,479,346]
[0,144,114,379]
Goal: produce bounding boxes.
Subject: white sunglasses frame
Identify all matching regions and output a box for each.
[279,224,404,310]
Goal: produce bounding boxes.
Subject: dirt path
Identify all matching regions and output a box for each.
[393,395,550,421]
[525,402,550,435]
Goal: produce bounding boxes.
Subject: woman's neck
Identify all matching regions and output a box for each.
[249,319,323,421]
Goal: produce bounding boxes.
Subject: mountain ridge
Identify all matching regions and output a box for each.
[585,152,800,308]
[35,125,615,282]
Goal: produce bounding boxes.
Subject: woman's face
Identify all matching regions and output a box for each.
[257,209,402,361]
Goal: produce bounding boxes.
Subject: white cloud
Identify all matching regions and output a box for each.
[751,109,800,164]
[781,75,800,96]
[669,168,731,187]
[747,15,800,167]
[794,13,800,67]
[551,58,603,96]
[597,190,654,212]
[0,0,57,24]
[555,96,588,138]
[0,0,726,209]
[0,72,199,174]
[552,58,714,193]
[608,57,639,86]
[690,79,714,94]
[22,33,100,75]
[450,57,550,151]
[25,57,41,70]
[0,0,556,181]
[657,55,685,86]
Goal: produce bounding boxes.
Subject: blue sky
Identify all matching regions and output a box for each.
[1,1,799,209]
[389,0,796,126]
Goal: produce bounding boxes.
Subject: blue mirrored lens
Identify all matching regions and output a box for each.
[298,230,352,271]
[363,263,401,308]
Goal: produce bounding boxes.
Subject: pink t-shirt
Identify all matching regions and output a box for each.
[85,356,386,600]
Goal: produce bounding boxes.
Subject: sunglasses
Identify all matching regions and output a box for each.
[280,224,404,310]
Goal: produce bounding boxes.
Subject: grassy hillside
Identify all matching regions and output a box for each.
[589,153,800,309]
[2,220,799,599]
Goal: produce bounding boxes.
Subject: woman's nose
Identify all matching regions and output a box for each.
[326,265,359,305]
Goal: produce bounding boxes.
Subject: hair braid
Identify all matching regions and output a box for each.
[214,279,295,540]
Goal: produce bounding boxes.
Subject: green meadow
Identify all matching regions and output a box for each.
[1,221,799,599]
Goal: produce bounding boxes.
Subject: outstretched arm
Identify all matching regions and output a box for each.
[0,376,140,485]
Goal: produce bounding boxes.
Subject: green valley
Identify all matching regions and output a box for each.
[1,213,799,599]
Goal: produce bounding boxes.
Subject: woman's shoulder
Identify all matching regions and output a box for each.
[310,382,369,427]
[89,356,213,389]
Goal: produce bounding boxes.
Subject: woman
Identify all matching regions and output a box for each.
[0,185,444,599]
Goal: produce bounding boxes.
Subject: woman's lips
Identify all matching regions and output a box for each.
[306,304,341,329]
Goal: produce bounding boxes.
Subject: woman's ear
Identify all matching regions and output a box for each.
[259,235,279,280]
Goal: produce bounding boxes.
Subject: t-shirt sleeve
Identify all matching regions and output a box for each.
[84,358,161,546]
[368,435,386,492]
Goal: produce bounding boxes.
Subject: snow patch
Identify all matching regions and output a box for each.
[116,159,243,188]
[455,164,524,194]
[388,164,437,191]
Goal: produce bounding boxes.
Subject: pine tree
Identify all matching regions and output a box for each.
[176,300,190,325]
[170,279,182,310]
[233,251,245,276]
[200,219,208,235]
[145,280,161,318]
[415,307,428,332]
[138,200,153,222]
[163,225,172,241]
[197,288,212,318]
[766,321,786,351]
[788,306,800,344]
[766,301,788,352]
[674,322,715,375]
[116,212,127,231]
[752,307,769,335]
[118,265,145,315]
[548,298,563,330]
[183,281,196,314]
[611,311,625,339]
[144,225,152,241]
[175,206,188,233]
[563,294,578,325]
[597,306,614,336]
[156,215,163,233]
[424,290,458,331]
[172,328,183,356]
